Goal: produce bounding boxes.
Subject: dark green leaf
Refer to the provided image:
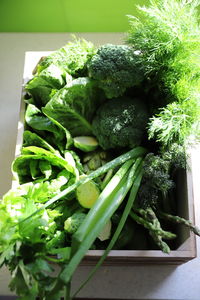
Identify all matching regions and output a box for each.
[25,64,66,107]
[43,77,103,136]
[25,104,73,152]
[23,131,57,153]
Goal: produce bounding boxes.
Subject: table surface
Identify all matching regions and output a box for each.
[0,33,200,300]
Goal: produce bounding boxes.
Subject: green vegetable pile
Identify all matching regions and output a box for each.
[1,1,200,299]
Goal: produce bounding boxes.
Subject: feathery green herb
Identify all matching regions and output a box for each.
[127,0,200,147]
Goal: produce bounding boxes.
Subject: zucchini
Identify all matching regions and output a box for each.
[76,179,100,208]
[74,136,98,152]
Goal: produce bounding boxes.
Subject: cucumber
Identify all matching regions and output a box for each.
[76,179,100,209]
[74,136,98,152]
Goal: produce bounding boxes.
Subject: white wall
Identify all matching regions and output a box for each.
[0,33,200,299]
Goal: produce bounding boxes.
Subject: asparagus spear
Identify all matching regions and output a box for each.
[158,210,200,236]
[129,208,176,254]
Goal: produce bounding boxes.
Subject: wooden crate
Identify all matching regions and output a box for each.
[14,52,197,265]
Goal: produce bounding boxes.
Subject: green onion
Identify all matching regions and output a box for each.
[59,158,143,285]
[72,158,143,298]
[72,158,135,252]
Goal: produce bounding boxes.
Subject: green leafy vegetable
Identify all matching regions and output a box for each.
[26,36,96,108]
[0,182,62,251]
[37,36,96,77]
[44,77,103,136]
[23,130,58,154]
[25,65,66,107]
[12,146,78,184]
[25,104,73,152]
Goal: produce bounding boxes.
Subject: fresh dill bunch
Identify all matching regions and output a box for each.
[127,0,200,147]
[148,98,200,146]
[127,0,200,76]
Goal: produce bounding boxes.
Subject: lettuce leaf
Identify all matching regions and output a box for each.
[23,131,58,154]
[12,146,78,184]
[25,64,69,107]
[25,104,73,152]
[43,77,103,136]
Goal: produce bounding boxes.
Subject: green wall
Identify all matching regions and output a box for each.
[0,0,148,32]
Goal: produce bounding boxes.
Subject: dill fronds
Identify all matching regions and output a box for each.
[127,0,200,147]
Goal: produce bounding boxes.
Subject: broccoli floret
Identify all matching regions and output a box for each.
[92,97,148,150]
[137,181,159,209]
[143,153,175,194]
[64,211,86,234]
[137,145,187,209]
[137,153,175,209]
[88,44,144,99]
[162,143,187,170]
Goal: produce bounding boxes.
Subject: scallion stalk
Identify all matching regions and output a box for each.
[72,158,143,298]
[72,158,135,252]
[59,158,143,285]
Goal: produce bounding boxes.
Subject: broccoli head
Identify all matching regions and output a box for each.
[64,211,86,234]
[142,153,175,193]
[137,146,186,209]
[92,97,148,150]
[136,153,175,209]
[87,44,144,99]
